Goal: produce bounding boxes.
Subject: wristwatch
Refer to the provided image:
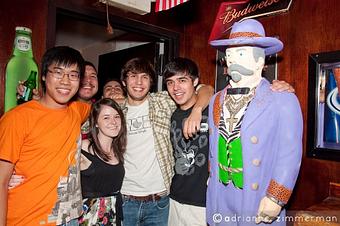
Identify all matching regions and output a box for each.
[266,194,285,207]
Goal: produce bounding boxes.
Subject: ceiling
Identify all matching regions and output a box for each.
[56,14,125,50]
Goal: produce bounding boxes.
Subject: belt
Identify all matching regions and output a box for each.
[123,191,167,202]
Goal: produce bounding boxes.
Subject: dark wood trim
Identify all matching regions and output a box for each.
[46,0,179,61]
[46,0,57,49]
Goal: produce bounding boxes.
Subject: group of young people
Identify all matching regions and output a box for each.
[0,38,293,225]
[0,45,212,226]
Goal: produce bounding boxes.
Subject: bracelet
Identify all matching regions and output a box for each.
[266,194,285,207]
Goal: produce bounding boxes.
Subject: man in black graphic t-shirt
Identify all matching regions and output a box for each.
[164,58,210,226]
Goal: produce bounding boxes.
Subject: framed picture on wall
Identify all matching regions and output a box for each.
[214,50,278,92]
[307,50,340,161]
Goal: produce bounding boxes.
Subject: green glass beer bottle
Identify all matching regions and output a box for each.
[4,27,39,112]
[17,70,37,104]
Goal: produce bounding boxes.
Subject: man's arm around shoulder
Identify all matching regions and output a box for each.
[183,84,214,139]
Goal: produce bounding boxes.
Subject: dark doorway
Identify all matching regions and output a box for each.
[98,42,162,96]
[47,0,179,92]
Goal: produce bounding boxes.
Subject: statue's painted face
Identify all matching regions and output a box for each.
[225,46,265,88]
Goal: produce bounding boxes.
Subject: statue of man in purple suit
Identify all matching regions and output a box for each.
[206,19,303,225]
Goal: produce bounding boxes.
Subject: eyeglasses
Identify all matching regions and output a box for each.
[47,69,80,81]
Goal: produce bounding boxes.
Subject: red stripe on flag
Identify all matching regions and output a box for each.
[163,0,167,11]
[155,0,160,12]
[155,0,189,12]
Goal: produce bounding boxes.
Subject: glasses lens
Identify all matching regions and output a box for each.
[49,69,79,81]
[68,73,80,81]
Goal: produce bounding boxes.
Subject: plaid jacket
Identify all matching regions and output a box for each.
[122,91,177,193]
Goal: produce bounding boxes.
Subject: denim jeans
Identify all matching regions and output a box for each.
[122,195,169,226]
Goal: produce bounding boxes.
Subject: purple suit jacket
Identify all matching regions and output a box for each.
[206,79,303,226]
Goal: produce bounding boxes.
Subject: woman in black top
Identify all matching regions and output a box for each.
[79,98,127,226]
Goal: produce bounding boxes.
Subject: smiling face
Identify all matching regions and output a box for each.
[166,73,198,110]
[123,72,151,106]
[41,63,80,108]
[97,105,122,139]
[103,80,124,98]
[78,65,98,102]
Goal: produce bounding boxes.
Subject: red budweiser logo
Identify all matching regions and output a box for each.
[209,0,292,42]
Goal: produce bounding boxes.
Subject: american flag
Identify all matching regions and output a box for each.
[155,0,189,12]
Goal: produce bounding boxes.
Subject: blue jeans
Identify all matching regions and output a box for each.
[122,195,169,226]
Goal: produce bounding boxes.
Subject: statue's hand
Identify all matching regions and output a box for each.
[255,196,282,224]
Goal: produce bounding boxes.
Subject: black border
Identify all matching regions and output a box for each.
[307,50,340,161]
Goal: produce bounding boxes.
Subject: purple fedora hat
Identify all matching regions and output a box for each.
[210,19,283,56]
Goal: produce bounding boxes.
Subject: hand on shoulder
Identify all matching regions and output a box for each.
[270,80,295,93]
[81,139,90,152]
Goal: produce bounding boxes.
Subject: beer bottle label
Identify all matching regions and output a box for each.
[16,36,31,51]
[22,86,31,101]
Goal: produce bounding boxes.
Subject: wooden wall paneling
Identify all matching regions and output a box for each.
[259,0,340,210]
[0,0,339,211]
[181,0,221,86]
[0,0,48,115]
[168,0,340,210]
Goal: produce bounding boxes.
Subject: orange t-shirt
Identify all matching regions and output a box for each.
[0,100,90,226]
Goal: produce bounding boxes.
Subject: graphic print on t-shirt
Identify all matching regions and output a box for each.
[170,115,208,176]
[127,114,152,135]
[48,135,83,225]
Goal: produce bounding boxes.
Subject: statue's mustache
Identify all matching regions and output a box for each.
[227,64,254,83]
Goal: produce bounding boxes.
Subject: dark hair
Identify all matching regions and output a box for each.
[102,78,126,96]
[120,57,156,84]
[163,57,199,81]
[41,46,85,91]
[84,61,97,73]
[89,98,127,162]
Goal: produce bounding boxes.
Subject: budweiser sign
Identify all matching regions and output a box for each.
[209,0,292,42]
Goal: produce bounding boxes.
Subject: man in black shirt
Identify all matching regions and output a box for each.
[164,58,210,226]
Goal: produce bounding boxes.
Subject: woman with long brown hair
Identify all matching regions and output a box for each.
[79,98,127,226]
